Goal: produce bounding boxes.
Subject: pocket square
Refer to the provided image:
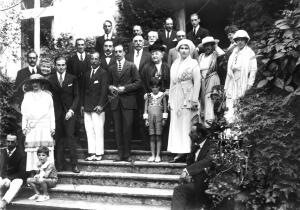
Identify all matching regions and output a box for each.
[68,84,73,87]
[94,80,99,84]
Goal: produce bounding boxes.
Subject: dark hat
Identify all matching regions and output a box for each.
[149,40,166,52]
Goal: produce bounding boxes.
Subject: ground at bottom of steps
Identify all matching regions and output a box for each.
[9,198,170,210]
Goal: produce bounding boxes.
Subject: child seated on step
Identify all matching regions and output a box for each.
[27,146,58,202]
[143,78,168,163]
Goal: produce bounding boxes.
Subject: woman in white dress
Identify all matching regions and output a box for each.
[21,74,55,172]
[198,37,221,127]
[224,30,257,123]
[168,39,201,162]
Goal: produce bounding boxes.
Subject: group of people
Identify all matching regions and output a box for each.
[0,13,257,209]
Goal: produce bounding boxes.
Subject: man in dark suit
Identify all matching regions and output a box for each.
[48,57,80,173]
[0,135,26,209]
[128,25,149,54]
[187,13,210,48]
[95,20,115,56]
[171,123,213,210]
[82,52,108,161]
[158,17,177,52]
[126,35,152,143]
[14,50,41,106]
[100,39,116,71]
[108,44,141,161]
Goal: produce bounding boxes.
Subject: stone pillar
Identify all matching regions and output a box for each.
[34,0,40,56]
[175,2,186,31]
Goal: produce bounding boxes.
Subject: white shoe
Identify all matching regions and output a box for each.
[155,156,161,163]
[147,156,155,162]
[94,155,103,161]
[28,194,40,200]
[36,195,50,202]
[85,155,95,161]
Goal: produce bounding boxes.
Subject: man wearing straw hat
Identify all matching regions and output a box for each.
[0,135,26,209]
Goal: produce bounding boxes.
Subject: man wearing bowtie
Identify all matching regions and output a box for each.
[48,56,80,173]
[108,44,141,162]
[100,40,116,71]
[171,123,213,210]
[81,52,108,161]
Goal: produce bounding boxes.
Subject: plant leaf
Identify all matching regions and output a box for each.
[285,86,294,92]
[273,78,284,89]
[273,52,285,60]
[257,79,269,88]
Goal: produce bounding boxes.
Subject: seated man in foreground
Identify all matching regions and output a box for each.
[0,135,26,209]
[171,123,213,210]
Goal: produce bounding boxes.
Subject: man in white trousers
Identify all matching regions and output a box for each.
[0,135,26,209]
[81,52,108,161]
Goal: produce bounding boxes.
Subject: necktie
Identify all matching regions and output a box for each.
[105,54,112,58]
[59,73,63,87]
[136,50,140,57]
[80,53,83,61]
[193,28,196,36]
[118,61,122,73]
[90,69,95,78]
[31,68,35,74]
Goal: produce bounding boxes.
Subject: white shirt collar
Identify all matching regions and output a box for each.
[134,48,143,57]
[77,52,86,60]
[29,66,37,74]
[117,58,125,66]
[165,30,172,37]
[104,32,113,39]
[194,25,200,34]
[56,71,66,80]
[6,147,16,157]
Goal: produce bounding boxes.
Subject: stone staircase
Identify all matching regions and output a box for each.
[8,150,186,210]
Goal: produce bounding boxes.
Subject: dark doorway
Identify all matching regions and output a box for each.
[185,0,232,48]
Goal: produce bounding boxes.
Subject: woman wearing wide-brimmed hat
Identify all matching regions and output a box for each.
[197,36,221,126]
[224,30,257,123]
[168,39,201,162]
[21,74,55,172]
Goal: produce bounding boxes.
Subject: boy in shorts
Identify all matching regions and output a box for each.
[143,78,168,162]
[27,146,58,202]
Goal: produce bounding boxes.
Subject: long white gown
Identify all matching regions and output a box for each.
[168,56,201,154]
[21,90,55,171]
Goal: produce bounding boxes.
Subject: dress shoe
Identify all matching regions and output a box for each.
[85,154,95,161]
[94,155,103,161]
[72,166,80,173]
[169,155,186,163]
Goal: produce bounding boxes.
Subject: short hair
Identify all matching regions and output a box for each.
[150,77,161,87]
[224,25,239,34]
[75,38,85,46]
[103,20,112,26]
[190,13,200,20]
[27,50,38,58]
[54,56,66,64]
[148,31,158,38]
[91,51,100,58]
[103,39,114,45]
[165,17,173,23]
[37,146,49,156]
[114,44,124,51]
[193,123,208,137]
[133,35,144,42]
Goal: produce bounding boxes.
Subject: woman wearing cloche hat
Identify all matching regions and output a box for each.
[224,30,257,123]
[21,74,55,172]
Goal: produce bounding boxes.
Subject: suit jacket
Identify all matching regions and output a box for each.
[2,148,26,181]
[187,27,210,46]
[82,66,108,112]
[108,60,141,111]
[141,62,170,93]
[186,139,212,185]
[100,54,116,71]
[48,72,79,120]
[95,35,117,56]
[125,49,151,72]
[67,53,90,82]
[158,29,177,52]
[14,67,41,104]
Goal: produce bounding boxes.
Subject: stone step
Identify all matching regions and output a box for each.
[18,184,173,206]
[57,171,180,189]
[9,198,170,210]
[77,159,185,174]
[74,149,174,161]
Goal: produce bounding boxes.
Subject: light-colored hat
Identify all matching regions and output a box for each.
[199,36,219,48]
[6,134,17,141]
[176,39,195,56]
[27,74,48,83]
[233,30,250,41]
